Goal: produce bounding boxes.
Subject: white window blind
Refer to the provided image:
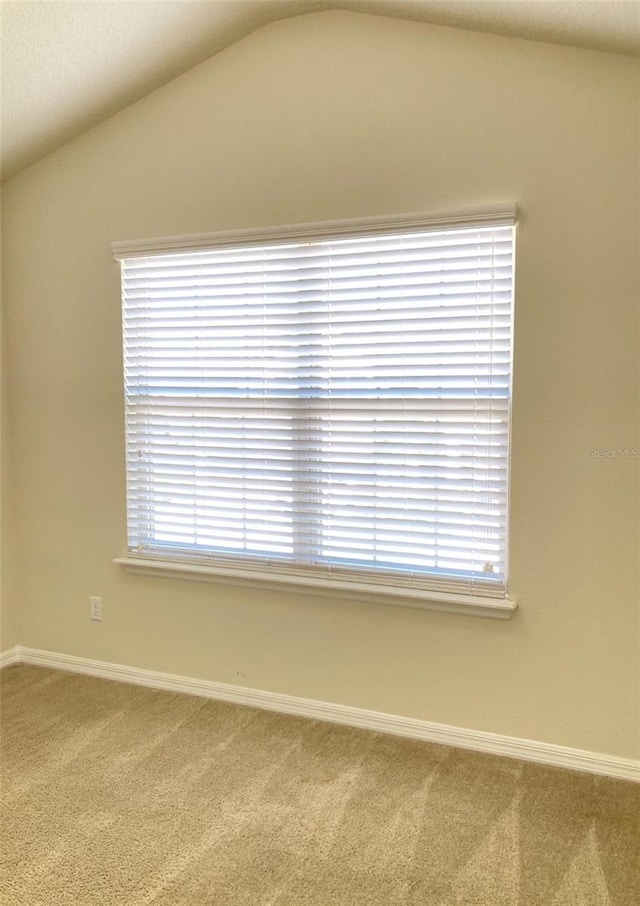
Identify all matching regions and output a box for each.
[116,211,515,600]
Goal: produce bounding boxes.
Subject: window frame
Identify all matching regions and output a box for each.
[114,207,518,620]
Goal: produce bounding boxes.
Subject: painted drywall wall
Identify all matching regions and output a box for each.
[0,214,18,653]
[2,12,639,757]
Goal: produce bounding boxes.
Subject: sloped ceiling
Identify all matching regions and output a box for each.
[1,0,639,182]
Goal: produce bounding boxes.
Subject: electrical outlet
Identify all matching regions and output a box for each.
[90,596,102,621]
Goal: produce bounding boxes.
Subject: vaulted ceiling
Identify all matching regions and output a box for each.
[1,0,639,181]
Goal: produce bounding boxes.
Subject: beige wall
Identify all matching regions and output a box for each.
[0,212,18,652]
[2,12,639,757]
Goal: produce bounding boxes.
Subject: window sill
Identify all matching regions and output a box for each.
[114,557,517,621]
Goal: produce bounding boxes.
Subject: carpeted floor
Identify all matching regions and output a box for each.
[1,665,638,905]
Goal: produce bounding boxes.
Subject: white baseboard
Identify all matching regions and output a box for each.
[0,646,20,668]
[7,645,639,783]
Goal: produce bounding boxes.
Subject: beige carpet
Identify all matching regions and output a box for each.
[1,665,638,905]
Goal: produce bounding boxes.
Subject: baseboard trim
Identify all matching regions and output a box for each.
[10,646,640,783]
[0,646,20,668]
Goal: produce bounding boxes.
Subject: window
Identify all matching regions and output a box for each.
[114,209,516,617]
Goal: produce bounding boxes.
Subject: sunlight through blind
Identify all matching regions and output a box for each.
[117,212,515,598]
